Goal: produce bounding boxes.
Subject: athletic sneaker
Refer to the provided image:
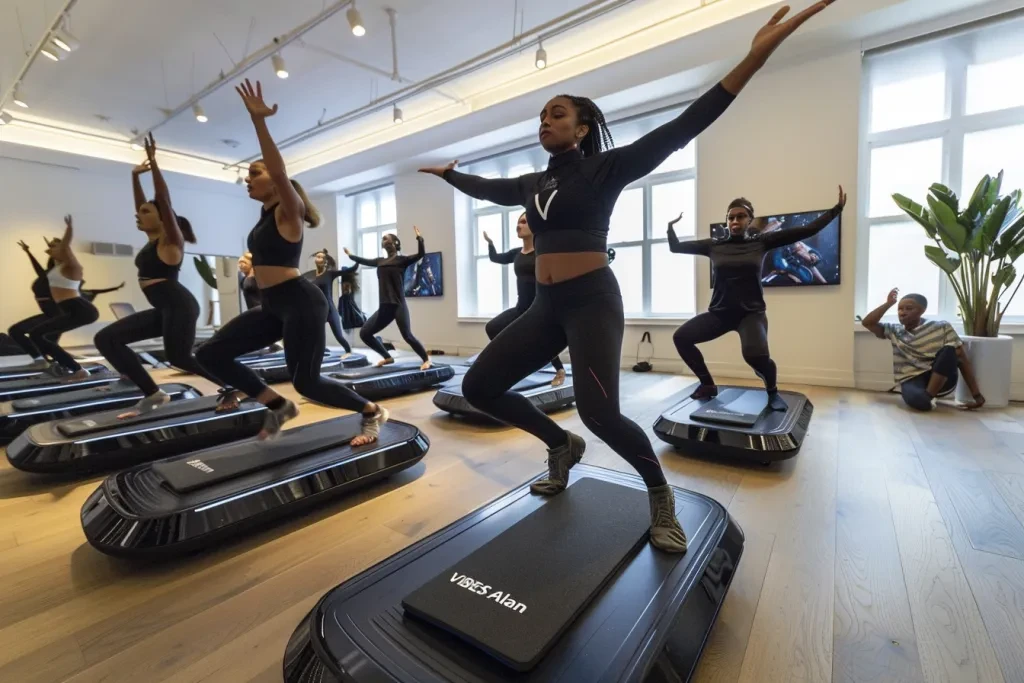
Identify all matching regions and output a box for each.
[648,484,688,553]
[531,431,586,495]
[119,389,171,419]
[691,383,718,400]
[259,398,298,440]
[353,406,390,445]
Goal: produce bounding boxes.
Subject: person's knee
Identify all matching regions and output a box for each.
[484,319,501,340]
[901,385,933,411]
[194,341,220,368]
[462,366,497,405]
[291,372,321,400]
[359,326,374,345]
[672,328,696,352]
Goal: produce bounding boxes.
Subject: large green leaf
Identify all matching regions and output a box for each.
[929,183,960,215]
[193,256,217,289]
[924,245,961,273]
[994,212,1024,259]
[982,195,1012,246]
[927,195,968,251]
[892,193,937,238]
[993,263,1016,290]
[985,170,1005,207]
[965,175,991,223]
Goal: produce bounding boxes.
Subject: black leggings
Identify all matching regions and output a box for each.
[94,280,221,395]
[463,267,666,488]
[29,297,99,372]
[485,305,564,372]
[326,302,352,353]
[8,299,60,358]
[195,277,369,413]
[673,310,777,390]
[901,345,959,411]
[360,301,428,362]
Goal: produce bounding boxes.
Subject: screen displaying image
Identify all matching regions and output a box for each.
[404,252,443,297]
[710,208,841,287]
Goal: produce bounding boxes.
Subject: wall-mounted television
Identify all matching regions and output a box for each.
[404,252,443,297]
[710,208,841,287]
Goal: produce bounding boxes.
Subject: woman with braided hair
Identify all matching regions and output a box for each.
[304,248,358,356]
[420,2,838,553]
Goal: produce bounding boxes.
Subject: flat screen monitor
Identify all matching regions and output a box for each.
[404,252,443,297]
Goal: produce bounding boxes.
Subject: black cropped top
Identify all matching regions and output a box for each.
[347,236,425,305]
[135,239,181,280]
[247,204,302,268]
[488,243,536,309]
[442,83,736,256]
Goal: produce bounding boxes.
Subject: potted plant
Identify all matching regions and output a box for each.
[893,171,1024,407]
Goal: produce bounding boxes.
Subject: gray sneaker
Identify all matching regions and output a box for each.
[648,485,688,553]
[530,431,585,495]
[259,399,299,440]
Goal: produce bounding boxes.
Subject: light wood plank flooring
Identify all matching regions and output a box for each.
[2,357,1024,682]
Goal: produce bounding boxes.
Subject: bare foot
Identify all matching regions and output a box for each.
[551,369,566,387]
[341,353,352,359]
[420,359,432,371]
[61,369,90,383]
[215,390,243,413]
[375,357,395,368]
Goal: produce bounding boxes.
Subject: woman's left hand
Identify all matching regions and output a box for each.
[414,225,422,239]
[750,2,838,62]
[837,184,847,209]
[236,79,278,119]
[143,133,158,163]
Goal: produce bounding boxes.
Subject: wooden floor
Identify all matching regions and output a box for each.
[2,357,1024,683]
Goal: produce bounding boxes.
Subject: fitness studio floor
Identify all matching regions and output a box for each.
[2,356,1024,683]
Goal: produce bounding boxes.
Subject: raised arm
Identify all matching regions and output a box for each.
[861,288,898,338]
[488,242,518,264]
[59,214,83,275]
[236,79,305,241]
[18,241,47,276]
[760,186,846,249]
[131,160,149,212]
[419,160,531,207]
[398,226,426,265]
[667,214,711,256]
[343,247,380,268]
[143,134,186,253]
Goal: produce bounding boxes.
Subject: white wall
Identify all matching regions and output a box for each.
[0,156,254,347]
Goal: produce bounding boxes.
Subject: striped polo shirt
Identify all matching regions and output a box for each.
[882,319,962,383]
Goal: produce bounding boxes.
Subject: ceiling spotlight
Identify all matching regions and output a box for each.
[0,112,13,125]
[193,102,208,123]
[347,5,366,36]
[393,104,403,124]
[272,53,289,79]
[40,43,62,61]
[535,45,547,70]
[12,87,28,108]
[53,28,80,52]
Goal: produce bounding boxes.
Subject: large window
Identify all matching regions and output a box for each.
[353,185,396,313]
[464,107,697,318]
[862,16,1024,321]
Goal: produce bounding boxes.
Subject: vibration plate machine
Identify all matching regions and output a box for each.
[283,465,743,683]
[81,414,429,558]
[654,383,813,465]
[327,362,455,400]
[433,372,575,421]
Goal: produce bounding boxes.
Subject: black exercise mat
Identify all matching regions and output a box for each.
[402,477,649,671]
[691,388,768,426]
[55,395,258,437]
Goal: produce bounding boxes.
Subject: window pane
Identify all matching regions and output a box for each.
[651,242,695,315]
[473,173,501,209]
[870,71,945,133]
[967,55,1024,115]
[651,179,695,238]
[358,195,377,229]
[869,138,943,217]
[653,143,695,174]
[608,188,644,244]
[963,125,1024,204]
[867,222,939,316]
[360,231,379,259]
[476,258,503,316]
[609,245,643,315]
[476,213,502,257]
[379,187,397,225]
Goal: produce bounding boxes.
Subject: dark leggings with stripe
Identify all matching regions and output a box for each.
[8,299,60,358]
[463,267,666,488]
[485,306,564,372]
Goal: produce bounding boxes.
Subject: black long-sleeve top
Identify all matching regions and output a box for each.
[25,249,52,299]
[440,83,736,256]
[304,265,357,309]
[669,203,843,313]
[489,242,537,310]
[347,236,425,305]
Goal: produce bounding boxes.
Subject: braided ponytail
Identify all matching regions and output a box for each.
[558,94,614,157]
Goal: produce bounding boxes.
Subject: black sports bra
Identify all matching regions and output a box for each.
[247,204,302,268]
[135,239,181,280]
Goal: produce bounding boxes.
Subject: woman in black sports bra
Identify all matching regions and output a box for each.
[303,249,357,356]
[93,133,224,417]
[344,229,432,369]
[420,3,837,553]
[195,79,386,443]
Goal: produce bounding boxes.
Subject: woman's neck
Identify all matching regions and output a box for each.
[316,265,326,275]
[522,236,535,253]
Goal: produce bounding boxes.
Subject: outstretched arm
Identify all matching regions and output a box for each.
[343,247,379,267]
[131,160,149,212]
[143,134,186,252]
[861,288,898,338]
[83,282,125,296]
[666,214,712,255]
[488,242,518,264]
[59,215,83,274]
[400,226,426,265]
[760,186,846,249]
[18,241,47,276]
[419,160,531,206]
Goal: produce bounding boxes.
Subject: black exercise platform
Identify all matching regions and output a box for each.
[432,373,575,421]
[0,382,200,443]
[283,465,744,682]
[0,367,117,402]
[7,394,266,475]
[81,414,429,558]
[0,361,107,382]
[328,362,455,400]
[247,351,363,383]
[653,383,813,464]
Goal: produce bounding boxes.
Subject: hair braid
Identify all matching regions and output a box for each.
[559,94,614,157]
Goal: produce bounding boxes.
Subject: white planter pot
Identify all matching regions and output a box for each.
[956,334,1012,407]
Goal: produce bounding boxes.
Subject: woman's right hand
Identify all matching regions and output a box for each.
[17,240,29,252]
[482,231,492,244]
[886,288,899,306]
[133,160,151,175]
[418,160,457,177]
[667,212,683,230]
[343,247,352,256]
[236,79,278,119]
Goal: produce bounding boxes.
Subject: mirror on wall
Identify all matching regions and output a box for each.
[181,254,245,329]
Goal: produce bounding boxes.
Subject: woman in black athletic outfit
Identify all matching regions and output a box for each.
[9,240,62,367]
[482,212,566,387]
[195,79,386,443]
[31,216,100,380]
[238,252,261,309]
[421,3,837,552]
[670,189,846,410]
[344,229,432,370]
[304,249,357,356]
[93,134,224,417]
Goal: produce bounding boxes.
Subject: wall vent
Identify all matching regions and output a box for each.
[90,242,135,257]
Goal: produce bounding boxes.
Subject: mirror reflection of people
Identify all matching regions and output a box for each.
[92,134,225,418]
[344,227,432,370]
[668,186,846,411]
[30,216,100,380]
[9,239,65,368]
[861,288,985,411]
[304,248,358,358]
[482,212,567,387]
[237,252,261,310]
[194,80,386,444]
